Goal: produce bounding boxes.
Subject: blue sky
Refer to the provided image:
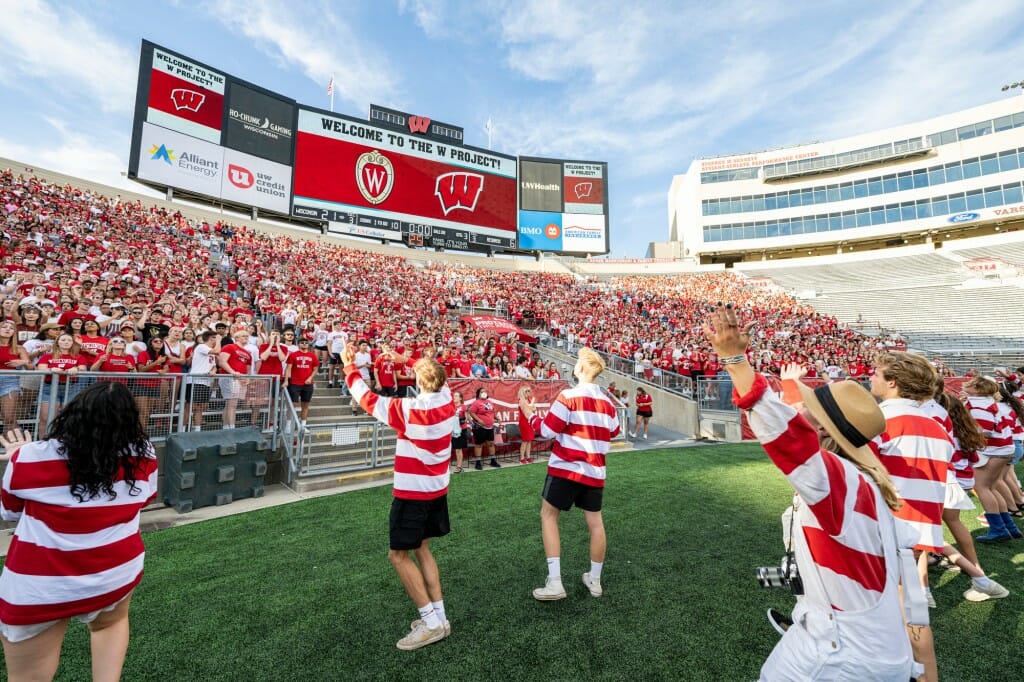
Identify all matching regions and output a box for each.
[2,0,1024,256]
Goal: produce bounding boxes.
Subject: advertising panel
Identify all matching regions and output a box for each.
[561,213,607,253]
[517,211,562,251]
[292,109,517,249]
[136,122,224,198]
[224,81,294,164]
[146,47,226,143]
[519,160,563,212]
[563,162,605,214]
[220,148,291,213]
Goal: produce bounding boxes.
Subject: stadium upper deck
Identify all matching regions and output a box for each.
[659,98,1024,264]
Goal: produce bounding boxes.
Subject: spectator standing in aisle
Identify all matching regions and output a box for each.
[632,387,653,439]
[285,337,318,431]
[533,348,620,601]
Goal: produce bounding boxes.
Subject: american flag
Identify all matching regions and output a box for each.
[326,77,334,96]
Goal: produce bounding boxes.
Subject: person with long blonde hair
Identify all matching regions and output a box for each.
[518,384,537,464]
[963,376,1021,542]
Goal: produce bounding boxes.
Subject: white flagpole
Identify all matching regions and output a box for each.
[485,117,493,150]
[330,74,335,112]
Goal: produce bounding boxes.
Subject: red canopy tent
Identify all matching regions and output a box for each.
[459,315,538,343]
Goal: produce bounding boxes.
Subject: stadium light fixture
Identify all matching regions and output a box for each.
[1002,82,1024,92]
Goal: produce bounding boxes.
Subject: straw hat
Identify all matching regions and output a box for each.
[794,379,885,464]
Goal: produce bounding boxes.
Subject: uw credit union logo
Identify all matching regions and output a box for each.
[545,223,561,239]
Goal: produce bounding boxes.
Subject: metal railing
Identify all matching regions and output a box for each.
[536,336,695,397]
[695,377,737,413]
[0,370,279,449]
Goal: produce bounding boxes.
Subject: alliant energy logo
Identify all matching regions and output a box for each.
[149,144,176,165]
[228,109,292,141]
[408,116,431,134]
[435,172,484,215]
[355,150,394,204]
[170,88,206,113]
[227,165,254,189]
[573,182,593,199]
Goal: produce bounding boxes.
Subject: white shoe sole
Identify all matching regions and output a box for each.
[396,627,447,650]
[582,573,602,597]
[532,588,567,601]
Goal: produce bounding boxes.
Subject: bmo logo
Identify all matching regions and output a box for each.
[545,223,561,239]
[228,164,254,189]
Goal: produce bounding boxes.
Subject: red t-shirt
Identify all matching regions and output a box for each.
[374,356,396,388]
[286,350,319,385]
[0,346,22,370]
[78,335,108,360]
[258,344,285,376]
[38,353,86,383]
[97,354,136,373]
[220,344,253,375]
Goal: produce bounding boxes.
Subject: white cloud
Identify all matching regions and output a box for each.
[0,121,147,194]
[208,0,400,109]
[398,0,446,37]
[0,0,136,113]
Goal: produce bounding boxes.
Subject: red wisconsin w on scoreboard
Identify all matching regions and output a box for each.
[146,52,225,144]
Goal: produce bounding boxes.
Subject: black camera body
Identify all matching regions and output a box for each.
[755,554,804,595]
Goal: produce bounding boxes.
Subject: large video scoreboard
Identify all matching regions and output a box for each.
[128,40,608,256]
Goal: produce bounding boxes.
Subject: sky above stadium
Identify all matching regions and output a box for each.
[2,0,1024,257]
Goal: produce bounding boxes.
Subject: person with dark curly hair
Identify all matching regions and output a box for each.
[0,381,158,681]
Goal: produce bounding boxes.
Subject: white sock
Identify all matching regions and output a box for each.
[546,557,561,580]
[418,604,441,630]
[590,561,603,580]
[192,426,201,432]
[431,600,446,623]
[972,576,992,589]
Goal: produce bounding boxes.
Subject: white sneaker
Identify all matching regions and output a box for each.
[629,432,636,438]
[964,580,1010,602]
[410,618,452,637]
[582,572,602,597]
[532,577,566,601]
[642,433,647,440]
[396,621,447,650]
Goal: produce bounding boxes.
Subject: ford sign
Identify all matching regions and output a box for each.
[948,212,980,224]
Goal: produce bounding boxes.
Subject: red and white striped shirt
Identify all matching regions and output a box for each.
[877,398,952,553]
[0,440,158,625]
[965,396,1014,456]
[540,382,620,488]
[344,363,456,501]
[735,374,898,612]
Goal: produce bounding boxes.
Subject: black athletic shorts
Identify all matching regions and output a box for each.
[541,474,603,512]
[473,426,494,444]
[329,352,341,366]
[390,496,450,550]
[185,383,211,403]
[287,383,314,403]
[452,428,467,450]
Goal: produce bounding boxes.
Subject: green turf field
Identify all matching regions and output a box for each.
[51,444,1024,681]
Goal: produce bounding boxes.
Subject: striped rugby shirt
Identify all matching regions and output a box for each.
[877,398,952,553]
[735,374,898,612]
[540,381,620,488]
[0,440,158,625]
[965,396,1014,457]
[345,363,456,500]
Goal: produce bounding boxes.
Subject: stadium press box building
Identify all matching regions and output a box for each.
[657,98,1024,264]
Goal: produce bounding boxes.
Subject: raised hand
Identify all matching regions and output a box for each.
[701,304,754,358]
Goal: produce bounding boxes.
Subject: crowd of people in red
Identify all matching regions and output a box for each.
[0,167,941,432]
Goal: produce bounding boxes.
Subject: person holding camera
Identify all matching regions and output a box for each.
[703,305,922,681]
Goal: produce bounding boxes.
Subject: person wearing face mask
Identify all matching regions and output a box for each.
[340,343,456,652]
[468,386,499,470]
[533,348,620,602]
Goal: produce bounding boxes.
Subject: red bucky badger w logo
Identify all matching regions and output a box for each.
[170,88,206,113]
[408,116,431,134]
[435,172,484,215]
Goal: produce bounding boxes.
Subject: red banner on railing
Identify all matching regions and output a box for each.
[449,378,568,426]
